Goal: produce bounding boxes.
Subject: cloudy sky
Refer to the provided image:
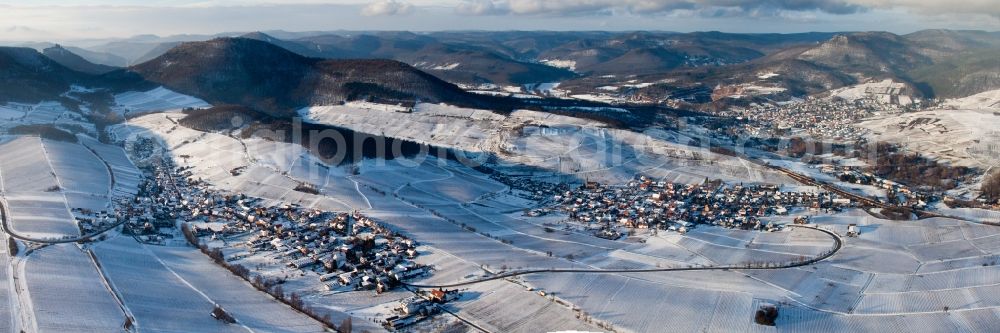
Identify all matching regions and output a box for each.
[0,0,998,41]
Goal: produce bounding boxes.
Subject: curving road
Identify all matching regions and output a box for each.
[404,225,842,289]
[0,199,127,245]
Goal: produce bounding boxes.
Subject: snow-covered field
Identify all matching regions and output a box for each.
[508,210,1000,332]
[0,102,97,136]
[2,193,78,239]
[0,137,78,238]
[92,236,333,332]
[44,140,110,200]
[507,125,793,184]
[859,109,1000,169]
[0,104,23,120]
[826,79,912,104]
[114,87,210,115]
[568,93,626,104]
[858,108,1000,198]
[944,88,1000,110]
[430,62,460,70]
[299,102,507,153]
[540,59,576,71]
[148,245,330,333]
[92,237,251,333]
[22,102,73,124]
[0,136,61,192]
[449,279,602,332]
[935,206,1000,224]
[0,135,132,238]
[24,244,125,332]
[524,272,756,332]
[79,136,142,198]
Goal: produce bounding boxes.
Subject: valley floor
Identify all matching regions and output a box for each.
[1,92,999,332]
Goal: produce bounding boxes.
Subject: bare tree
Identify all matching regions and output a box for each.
[338,317,352,333]
[983,171,1000,202]
[211,305,237,324]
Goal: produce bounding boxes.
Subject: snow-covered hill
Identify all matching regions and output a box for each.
[944,88,1000,110]
[299,102,794,185]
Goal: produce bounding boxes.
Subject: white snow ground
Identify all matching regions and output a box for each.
[826,79,912,105]
[91,237,251,333]
[0,135,135,238]
[0,136,79,239]
[148,244,330,333]
[114,87,210,115]
[0,101,98,136]
[24,244,126,332]
[859,109,1000,169]
[944,88,1000,110]
[79,136,142,198]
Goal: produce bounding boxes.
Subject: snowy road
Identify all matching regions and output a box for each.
[0,199,128,245]
[404,225,842,288]
[1,230,19,333]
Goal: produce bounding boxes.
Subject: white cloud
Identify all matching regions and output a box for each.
[848,0,1000,17]
[0,0,995,43]
[455,0,504,15]
[452,0,866,16]
[450,0,1000,18]
[361,0,415,16]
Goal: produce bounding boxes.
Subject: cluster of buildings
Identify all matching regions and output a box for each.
[123,161,426,294]
[821,164,930,208]
[490,173,571,202]
[556,176,854,236]
[117,162,191,243]
[384,290,457,330]
[240,209,426,294]
[73,207,125,236]
[711,99,903,141]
